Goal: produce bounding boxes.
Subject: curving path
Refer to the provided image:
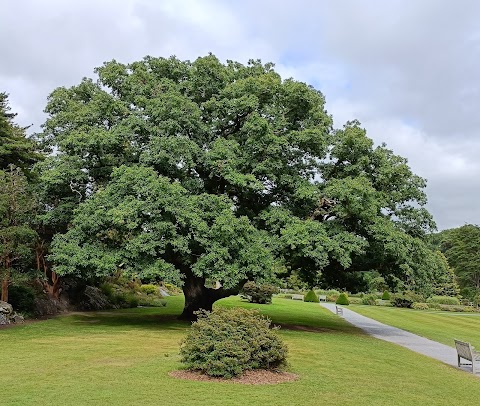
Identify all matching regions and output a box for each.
[320,303,478,375]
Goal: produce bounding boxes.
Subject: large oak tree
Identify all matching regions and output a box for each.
[42,55,442,318]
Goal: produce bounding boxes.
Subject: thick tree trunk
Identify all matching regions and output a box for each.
[179,268,241,321]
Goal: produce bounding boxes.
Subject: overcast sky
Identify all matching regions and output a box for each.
[2,0,479,230]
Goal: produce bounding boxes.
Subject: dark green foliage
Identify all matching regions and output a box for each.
[438,225,480,298]
[241,281,278,304]
[391,291,424,308]
[0,93,42,177]
[426,296,460,305]
[336,292,349,305]
[180,307,288,378]
[39,55,444,317]
[381,291,391,300]
[0,167,38,302]
[304,290,319,302]
[8,285,36,313]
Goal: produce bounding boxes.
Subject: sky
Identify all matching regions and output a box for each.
[1,0,479,230]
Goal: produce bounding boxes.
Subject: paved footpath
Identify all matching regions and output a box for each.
[320,303,477,374]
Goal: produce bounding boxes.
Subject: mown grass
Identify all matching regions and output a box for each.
[2,296,480,406]
[349,304,480,348]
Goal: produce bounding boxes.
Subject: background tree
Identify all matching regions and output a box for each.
[0,166,37,302]
[0,93,42,177]
[439,224,480,298]
[42,55,442,318]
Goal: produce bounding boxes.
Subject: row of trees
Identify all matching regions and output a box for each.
[431,225,480,300]
[0,54,458,318]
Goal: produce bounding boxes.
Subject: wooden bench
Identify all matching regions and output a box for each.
[336,306,343,316]
[291,294,304,301]
[454,339,480,373]
[318,295,327,302]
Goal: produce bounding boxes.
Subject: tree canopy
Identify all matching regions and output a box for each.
[40,54,443,318]
[438,224,480,298]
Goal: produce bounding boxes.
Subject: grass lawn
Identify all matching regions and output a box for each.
[349,304,480,348]
[2,296,480,406]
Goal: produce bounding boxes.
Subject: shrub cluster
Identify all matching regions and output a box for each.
[375,299,392,307]
[362,294,377,306]
[336,293,349,305]
[426,296,460,306]
[304,290,319,302]
[348,297,363,305]
[241,281,279,304]
[8,285,36,314]
[392,295,413,308]
[439,304,476,312]
[180,307,288,378]
[140,284,158,295]
[412,302,429,310]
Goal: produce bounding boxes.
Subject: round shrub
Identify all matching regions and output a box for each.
[381,291,391,300]
[240,281,278,304]
[336,293,350,305]
[180,307,288,378]
[304,290,319,303]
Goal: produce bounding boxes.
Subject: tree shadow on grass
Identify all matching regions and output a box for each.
[66,309,190,332]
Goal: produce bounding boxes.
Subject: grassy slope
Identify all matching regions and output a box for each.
[2,296,480,406]
[349,304,480,348]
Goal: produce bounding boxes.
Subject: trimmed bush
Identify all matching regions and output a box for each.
[241,281,279,304]
[391,295,414,308]
[180,307,288,378]
[381,291,391,300]
[140,284,158,295]
[412,302,429,310]
[304,290,319,303]
[348,297,363,305]
[336,293,349,305]
[426,296,460,306]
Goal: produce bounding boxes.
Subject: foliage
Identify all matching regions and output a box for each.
[426,296,460,306]
[391,295,414,308]
[37,54,442,317]
[362,294,378,305]
[140,284,158,295]
[381,290,391,300]
[8,284,36,313]
[348,297,363,304]
[439,225,480,298]
[438,304,476,312]
[304,289,319,302]
[0,166,38,302]
[0,92,42,177]
[240,281,278,304]
[412,302,429,310]
[336,292,349,305]
[375,299,392,307]
[180,307,288,378]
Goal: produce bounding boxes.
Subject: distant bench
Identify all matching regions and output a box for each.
[454,339,480,373]
[318,295,327,302]
[291,294,304,301]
